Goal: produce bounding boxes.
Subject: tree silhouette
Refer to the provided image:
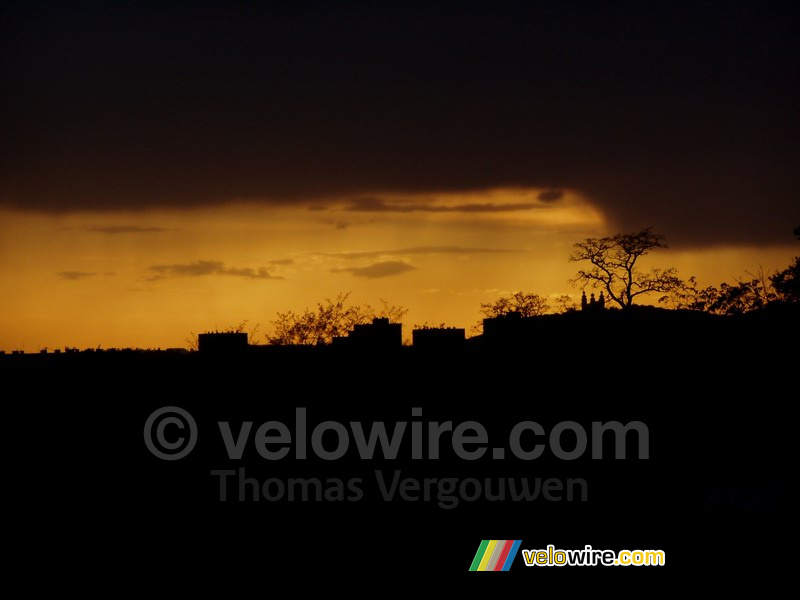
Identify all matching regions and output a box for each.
[771,226,800,303]
[471,291,550,335]
[554,294,578,313]
[480,291,550,318]
[664,227,799,313]
[570,228,684,309]
[267,293,407,345]
[667,273,777,315]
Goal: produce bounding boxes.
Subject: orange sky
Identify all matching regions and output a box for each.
[0,187,796,351]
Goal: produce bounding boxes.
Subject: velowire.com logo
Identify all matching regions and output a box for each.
[469,540,522,571]
[469,541,666,571]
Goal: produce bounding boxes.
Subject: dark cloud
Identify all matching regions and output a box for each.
[332,261,416,279]
[537,190,564,203]
[345,197,544,213]
[85,225,168,234]
[1,2,798,245]
[324,246,517,259]
[147,260,282,281]
[268,258,295,265]
[57,271,96,280]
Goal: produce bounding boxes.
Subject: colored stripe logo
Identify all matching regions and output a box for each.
[469,540,522,571]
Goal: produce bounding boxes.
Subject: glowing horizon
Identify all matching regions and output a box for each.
[1,187,796,351]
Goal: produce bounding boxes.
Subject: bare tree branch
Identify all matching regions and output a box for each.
[267,293,406,345]
[570,228,683,309]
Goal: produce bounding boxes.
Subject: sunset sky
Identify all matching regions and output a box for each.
[1,1,798,350]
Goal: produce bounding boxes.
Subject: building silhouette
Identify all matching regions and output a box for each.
[334,317,402,349]
[412,327,465,351]
[198,332,248,354]
[581,291,605,312]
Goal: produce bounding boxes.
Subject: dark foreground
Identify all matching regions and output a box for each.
[3,311,793,592]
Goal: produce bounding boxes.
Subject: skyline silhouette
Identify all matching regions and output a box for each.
[1,224,796,352]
